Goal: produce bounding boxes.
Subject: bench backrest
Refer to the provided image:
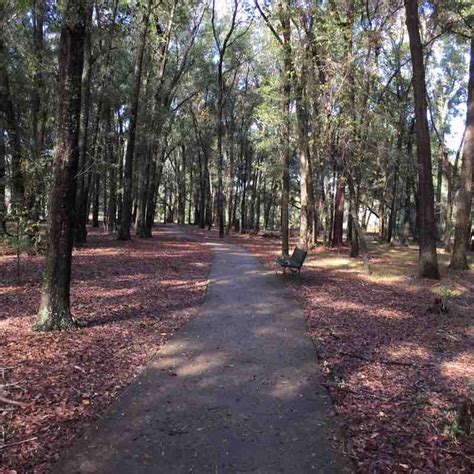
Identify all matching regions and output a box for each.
[289,247,307,268]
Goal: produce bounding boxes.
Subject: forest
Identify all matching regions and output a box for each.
[1,0,473,472]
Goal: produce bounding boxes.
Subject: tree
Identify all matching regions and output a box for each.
[450,35,473,270]
[255,0,291,256]
[404,0,440,279]
[211,0,247,238]
[34,0,89,331]
[118,0,152,241]
[0,38,24,212]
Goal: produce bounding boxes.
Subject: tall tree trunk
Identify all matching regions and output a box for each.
[332,170,344,247]
[0,39,24,211]
[444,143,461,251]
[92,172,100,227]
[450,36,473,270]
[198,151,205,228]
[226,140,234,234]
[280,1,291,256]
[387,160,399,244]
[295,65,314,249]
[177,144,186,225]
[29,0,47,218]
[0,119,5,226]
[105,106,117,231]
[118,1,150,240]
[34,1,87,331]
[135,145,151,237]
[74,6,93,244]
[144,154,163,237]
[349,183,360,257]
[435,144,443,236]
[404,0,440,279]
[216,64,225,237]
[255,172,261,232]
[348,180,371,274]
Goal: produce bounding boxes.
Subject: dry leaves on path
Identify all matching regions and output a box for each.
[0,225,212,473]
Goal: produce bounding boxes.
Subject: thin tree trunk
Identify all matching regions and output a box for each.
[135,144,150,237]
[280,1,291,256]
[0,39,24,211]
[177,144,186,225]
[92,173,100,227]
[105,106,117,232]
[118,1,151,240]
[144,156,163,237]
[349,183,360,257]
[0,118,5,226]
[29,0,47,218]
[404,0,440,278]
[444,142,461,251]
[450,36,473,270]
[387,160,399,243]
[34,1,87,331]
[226,140,234,234]
[295,65,313,249]
[348,180,370,273]
[74,6,93,244]
[332,170,344,247]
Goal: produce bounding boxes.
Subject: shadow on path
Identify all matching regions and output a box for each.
[53,240,352,473]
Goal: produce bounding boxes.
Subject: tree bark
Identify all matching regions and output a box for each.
[450,36,473,270]
[332,170,344,247]
[404,0,440,279]
[295,62,314,249]
[34,0,88,331]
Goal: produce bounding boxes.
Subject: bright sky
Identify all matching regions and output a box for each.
[446,109,466,153]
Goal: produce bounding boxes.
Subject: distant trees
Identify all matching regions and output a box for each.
[0,0,471,330]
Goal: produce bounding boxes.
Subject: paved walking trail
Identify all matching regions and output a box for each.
[54,237,350,473]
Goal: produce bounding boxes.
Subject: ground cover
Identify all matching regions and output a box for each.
[0,226,212,472]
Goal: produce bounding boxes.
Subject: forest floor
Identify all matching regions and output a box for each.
[207,228,472,472]
[0,226,213,472]
[52,236,350,473]
[1,225,473,472]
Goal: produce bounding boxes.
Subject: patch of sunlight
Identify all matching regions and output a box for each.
[270,377,306,399]
[384,343,432,363]
[363,273,408,285]
[432,285,466,298]
[177,354,223,376]
[374,308,412,320]
[309,257,360,270]
[440,353,474,380]
[78,287,136,297]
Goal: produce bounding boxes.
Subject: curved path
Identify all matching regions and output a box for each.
[54,239,351,473]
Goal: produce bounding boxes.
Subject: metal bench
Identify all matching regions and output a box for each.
[276,247,307,274]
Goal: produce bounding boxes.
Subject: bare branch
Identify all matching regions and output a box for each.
[254,0,283,46]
